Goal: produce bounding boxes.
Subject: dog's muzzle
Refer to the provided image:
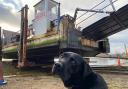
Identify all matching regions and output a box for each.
[52,63,63,75]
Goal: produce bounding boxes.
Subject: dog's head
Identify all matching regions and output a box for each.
[52,52,92,87]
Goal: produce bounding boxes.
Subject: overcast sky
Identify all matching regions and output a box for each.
[0,0,128,54]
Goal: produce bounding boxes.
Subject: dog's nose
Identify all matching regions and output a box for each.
[52,63,63,75]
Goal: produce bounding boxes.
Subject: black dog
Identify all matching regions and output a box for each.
[52,52,108,89]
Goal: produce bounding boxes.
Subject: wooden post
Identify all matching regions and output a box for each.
[19,7,24,63]
[18,5,28,68]
[22,5,28,65]
[18,7,24,67]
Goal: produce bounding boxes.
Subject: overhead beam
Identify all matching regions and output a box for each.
[82,4,128,41]
[73,8,112,22]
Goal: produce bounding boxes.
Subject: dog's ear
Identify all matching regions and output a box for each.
[82,62,93,78]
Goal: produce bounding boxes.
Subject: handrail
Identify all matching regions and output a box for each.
[76,0,118,26]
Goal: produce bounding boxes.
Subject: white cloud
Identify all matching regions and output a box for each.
[17,0,40,24]
[114,0,128,10]
[0,0,39,31]
[1,23,19,32]
[0,0,3,2]
[0,0,3,3]
[12,0,22,8]
[20,0,39,7]
[2,2,16,12]
[58,0,106,16]
[0,4,20,30]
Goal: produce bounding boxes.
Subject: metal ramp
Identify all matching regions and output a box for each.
[82,4,128,41]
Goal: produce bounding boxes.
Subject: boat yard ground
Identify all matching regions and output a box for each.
[0,62,128,89]
[0,74,128,89]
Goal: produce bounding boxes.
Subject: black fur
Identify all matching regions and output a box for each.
[52,52,108,89]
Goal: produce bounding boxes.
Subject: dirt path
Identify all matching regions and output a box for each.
[0,74,128,89]
[0,75,66,89]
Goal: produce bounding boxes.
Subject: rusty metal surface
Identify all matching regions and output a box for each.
[23,5,28,65]
[18,5,29,68]
[82,4,128,41]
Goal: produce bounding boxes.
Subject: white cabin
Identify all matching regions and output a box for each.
[33,0,59,36]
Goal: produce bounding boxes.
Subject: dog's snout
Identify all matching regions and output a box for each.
[52,63,63,74]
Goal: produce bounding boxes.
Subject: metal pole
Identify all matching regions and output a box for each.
[124,44,128,58]
[77,8,112,14]
[57,3,61,55]
[57,3,60,32]
[76,0,106,20]
[109,0,116,11]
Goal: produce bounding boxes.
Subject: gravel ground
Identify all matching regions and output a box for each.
[1,62,128,89]
[0,73,128,89]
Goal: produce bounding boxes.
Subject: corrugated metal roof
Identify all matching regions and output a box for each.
[82,4,128,41]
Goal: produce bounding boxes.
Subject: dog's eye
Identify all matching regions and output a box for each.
[70,58,76,65]
[60,55,64,59]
